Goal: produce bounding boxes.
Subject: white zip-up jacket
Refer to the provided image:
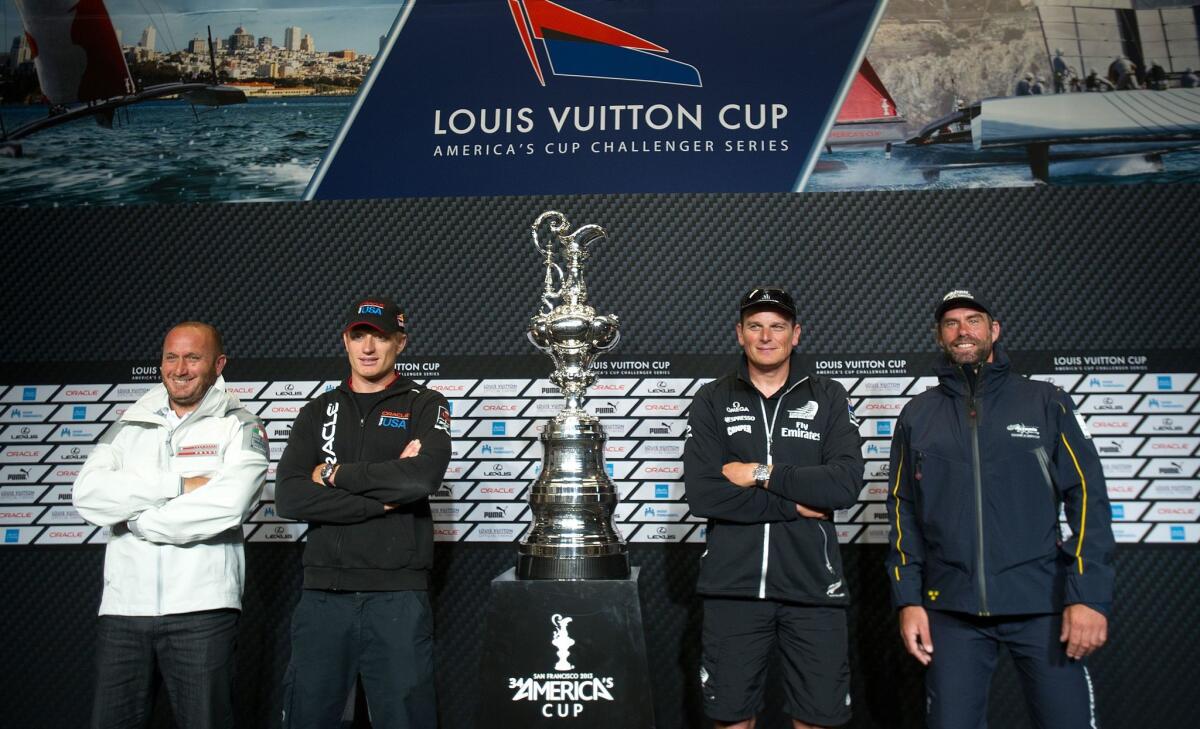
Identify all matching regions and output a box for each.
[74,376,268,616]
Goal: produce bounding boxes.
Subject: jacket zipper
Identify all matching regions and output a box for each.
[1034,446,1062,541]
[1034,447,1058,513]
[755,378,808,599]
[965,368,990,616]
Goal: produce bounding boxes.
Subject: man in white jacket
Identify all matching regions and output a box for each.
[74,322,268,729]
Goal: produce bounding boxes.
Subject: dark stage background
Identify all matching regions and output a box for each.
[2,185,1199,728]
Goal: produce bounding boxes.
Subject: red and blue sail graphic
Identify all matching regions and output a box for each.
[507,0,701,87]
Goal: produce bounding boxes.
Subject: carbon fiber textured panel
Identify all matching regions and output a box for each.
[2,186,1199,361]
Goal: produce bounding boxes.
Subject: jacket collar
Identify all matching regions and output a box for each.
[737,351,809,399]
[123,375,237,425]
[337,373,419,398]
[934,342,1011,398]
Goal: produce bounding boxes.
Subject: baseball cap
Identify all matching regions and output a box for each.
[343,297,406,334]
[739,287,797,318]
[934,289,992,321]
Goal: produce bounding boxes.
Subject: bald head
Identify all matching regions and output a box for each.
[161,322,227,414]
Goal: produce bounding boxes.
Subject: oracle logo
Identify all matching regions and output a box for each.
[479,487,517,495]
[481,404,519,412]
[864,403,901,411]
[6,451,42,457]
[643,466,681,474]
[644,404,681,412]
[1149,443,1190,450]
[592,384,624,391]
[63,389,100,397]
[48,530,85,538]
[269,405,300,414]
[1155,507,1196,516]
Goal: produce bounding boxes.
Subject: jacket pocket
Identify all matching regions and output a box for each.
[913,449,972,570]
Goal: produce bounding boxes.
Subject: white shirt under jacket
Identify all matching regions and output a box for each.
[74,377,268,616]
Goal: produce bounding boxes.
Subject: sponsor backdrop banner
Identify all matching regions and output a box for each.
[308,0,883,198]
[3,350,1197,547]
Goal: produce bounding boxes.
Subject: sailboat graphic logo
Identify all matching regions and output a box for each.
[507,0,702,87]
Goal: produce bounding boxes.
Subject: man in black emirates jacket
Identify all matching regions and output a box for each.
[885,290,1114,729]
[684,287,863,729]
[275,297,451,729]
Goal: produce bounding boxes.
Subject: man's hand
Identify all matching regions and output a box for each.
[309,464,335,486]
[899,605,934,666]
[795,503,830,519]
[182,476,210,494]
[721,461,761,488]
[1061,604,1107,660]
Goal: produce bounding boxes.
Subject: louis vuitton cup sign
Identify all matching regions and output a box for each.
[307,0,883,198]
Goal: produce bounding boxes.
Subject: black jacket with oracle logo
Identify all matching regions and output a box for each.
[275,375,451,591]
[684,352,864,606]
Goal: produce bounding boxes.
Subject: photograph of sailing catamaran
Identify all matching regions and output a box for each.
[811,0,1200,189]
[0,0,400,205]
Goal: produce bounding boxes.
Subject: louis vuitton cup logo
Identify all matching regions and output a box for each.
[551,614,575,671]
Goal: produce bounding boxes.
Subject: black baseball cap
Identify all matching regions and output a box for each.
[934,289,992,321]
[739,287,797,318]
[343,297,406,334]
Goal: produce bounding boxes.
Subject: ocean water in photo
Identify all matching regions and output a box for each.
[0,96,350,206]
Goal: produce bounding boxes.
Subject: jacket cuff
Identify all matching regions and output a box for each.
[161,472,183,500]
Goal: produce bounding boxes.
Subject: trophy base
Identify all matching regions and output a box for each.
[516,552,630,580]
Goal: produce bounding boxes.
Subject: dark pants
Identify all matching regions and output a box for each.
[926,610,1098,729]
[281,590,436,729]
[701,599,851,726]
[91,609,239,729]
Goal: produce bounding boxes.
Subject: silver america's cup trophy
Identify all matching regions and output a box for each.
[517,211,630,580]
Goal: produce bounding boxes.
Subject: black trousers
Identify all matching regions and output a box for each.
[281,590,436,729]
[91,609,239,729]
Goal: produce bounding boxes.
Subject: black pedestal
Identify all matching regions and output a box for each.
[476,567,655,728]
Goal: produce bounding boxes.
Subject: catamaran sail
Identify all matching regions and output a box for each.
[826,58,906,147]
[14,0,135,107]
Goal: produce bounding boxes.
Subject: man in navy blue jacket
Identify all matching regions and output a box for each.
[886,290,1115,728]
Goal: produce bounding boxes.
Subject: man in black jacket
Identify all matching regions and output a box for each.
[276,297,451,729]
[684,287,863,729]
[886,290,1114,728]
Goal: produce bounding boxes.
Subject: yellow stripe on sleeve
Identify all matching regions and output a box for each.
[1060,434,1087,575]
[892,445,906,570]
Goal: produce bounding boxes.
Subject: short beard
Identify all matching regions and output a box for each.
[944,339,992,366]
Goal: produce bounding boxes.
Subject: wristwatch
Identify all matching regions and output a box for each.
[753,463,770,489]
[320,462,338,487]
